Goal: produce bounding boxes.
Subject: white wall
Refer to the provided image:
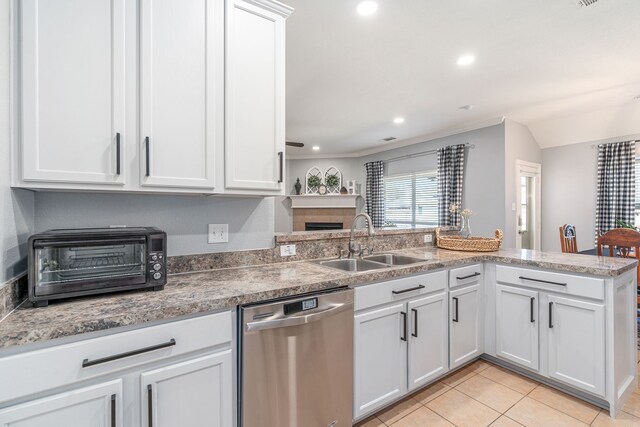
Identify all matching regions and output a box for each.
[504,119,542,248]
[0,0,35,283]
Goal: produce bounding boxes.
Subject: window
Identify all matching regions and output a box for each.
[384,171,438,228]
[520,176,528,232]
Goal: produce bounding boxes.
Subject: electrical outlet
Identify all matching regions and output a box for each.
[208,224,228,244]
[280,244,296,257]
[424,234,433,243]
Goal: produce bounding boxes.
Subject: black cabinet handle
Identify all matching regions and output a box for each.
[530,297,535,323]
[456,272,480,280]
[147,384,153,427]
[549,302,554,328]
[400,311,407,342]
[115,133,121,175]
[392,285,425,295]
[82,339,176,368]
[278,151,283,183]
[111,394,116,427]
[411,308,418,337]
[519,276,567,287]
[145,137,150,177]
[452,297,459,322]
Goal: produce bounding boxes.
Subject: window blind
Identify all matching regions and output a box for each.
[384,171,438,227]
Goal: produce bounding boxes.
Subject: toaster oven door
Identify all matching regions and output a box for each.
[33,237,147,296]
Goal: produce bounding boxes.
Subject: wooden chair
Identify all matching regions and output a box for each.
[597,228,640,304]
[559,224,578,253]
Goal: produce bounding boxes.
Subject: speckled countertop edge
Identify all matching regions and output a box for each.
[0,248,635,351]
[274,226,459,243]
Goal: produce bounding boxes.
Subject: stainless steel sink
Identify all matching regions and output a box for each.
[363,254,425,266]
[317,259,388,272]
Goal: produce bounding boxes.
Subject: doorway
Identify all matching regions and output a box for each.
[515,160,541,250]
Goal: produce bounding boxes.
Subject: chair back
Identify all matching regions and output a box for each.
[597,228,640,285]
[559,224,578,253]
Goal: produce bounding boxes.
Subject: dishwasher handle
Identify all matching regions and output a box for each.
[246,302,352,332]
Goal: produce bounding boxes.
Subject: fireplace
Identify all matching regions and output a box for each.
[305,222,344,231]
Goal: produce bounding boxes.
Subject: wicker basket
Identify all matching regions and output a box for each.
[435,228,503,252]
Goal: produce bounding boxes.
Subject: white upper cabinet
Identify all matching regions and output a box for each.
[19,0,126,186]
[224,0,291,193]
[140,0,222,190]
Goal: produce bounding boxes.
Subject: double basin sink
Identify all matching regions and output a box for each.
[317,253,425,273]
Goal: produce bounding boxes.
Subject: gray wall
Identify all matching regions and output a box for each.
[0,0,35,283]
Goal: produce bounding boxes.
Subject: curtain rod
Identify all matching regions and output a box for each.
[365,143,475,165]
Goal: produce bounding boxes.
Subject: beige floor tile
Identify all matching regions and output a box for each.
[426,389,500,427]
[623,390,640,418]
[441,364,479,387]
[413,381,451,404]
[377,397,422,425]
[456,374,525,413]
[489,416,524,427]
[390,407,455,427]
[354,416,386,427]
[478,365,539,394]
[591,410,640,426]
[505,397,588,427]
[527,384,599,424]
[468,359,494,373]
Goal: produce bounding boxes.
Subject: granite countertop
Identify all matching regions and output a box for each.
[0,248,636,351]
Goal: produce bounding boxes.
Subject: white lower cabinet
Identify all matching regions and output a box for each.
[449,284,482,369]
[547,295,605,396]
[0,380,122,427]
[141,350,233,427]
[495,285,539,370]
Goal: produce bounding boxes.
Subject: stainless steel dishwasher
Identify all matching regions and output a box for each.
[240,288,354,427]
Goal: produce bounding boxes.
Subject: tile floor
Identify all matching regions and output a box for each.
[355,355,640,427]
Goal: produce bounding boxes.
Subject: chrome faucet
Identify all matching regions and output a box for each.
[349,213,376,257]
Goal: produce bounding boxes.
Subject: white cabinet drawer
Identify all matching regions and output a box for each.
[0,311,232,404]
[449,264,483,289]
[354,271,447,312]
[495,265,604,300]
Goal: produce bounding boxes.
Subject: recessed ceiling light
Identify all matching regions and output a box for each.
[393,117,405,124]
[458,105,474,111]
[312,146,320,151]
[357,1,378,16]
[634,95,640,101]
[457,55,475,66]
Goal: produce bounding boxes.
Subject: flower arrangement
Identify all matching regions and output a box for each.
[326,174,339,188]
[450,203,474,238]
[307,175,321,188]
[460,208,474,219]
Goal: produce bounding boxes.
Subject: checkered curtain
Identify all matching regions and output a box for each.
[365,161,385,227]
[595,140,636,241]
[437,144,466,227]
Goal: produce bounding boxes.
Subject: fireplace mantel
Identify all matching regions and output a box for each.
[288,195,361,209]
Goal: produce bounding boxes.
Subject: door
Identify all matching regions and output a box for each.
[0,380,121,427]
[547,295,605,396]
[225,0,288,192]
[140,0,222,190]
[141,351,232,427]
[450,284,482,369]
[20,0,126,186]
[407,292,448,391]
[354,303,406,419]
[495,285,539,370]
[515,160,541,250]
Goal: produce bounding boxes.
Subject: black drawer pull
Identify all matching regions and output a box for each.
[400,311,407,342]
[111,394,116,427]
[411,308,418,338]
[456,272,480,280]
[82,339,176,368]
[519,276,567,287]
[115,133,121,175]
[145,136,151,177]
[549,301,554,328]
[392,285,425,295]
[278,151,283,183]
[530,297,535,323]
[147,384,153,427]
[452,297,459,322]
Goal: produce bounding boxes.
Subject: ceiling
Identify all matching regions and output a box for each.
[281,0,640,156]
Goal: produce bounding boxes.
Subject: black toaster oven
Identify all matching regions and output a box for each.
[28,227,167,307]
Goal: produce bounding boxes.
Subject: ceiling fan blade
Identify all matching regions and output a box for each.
[286,141,304,148]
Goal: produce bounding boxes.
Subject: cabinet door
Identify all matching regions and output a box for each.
[450,284,482,369]
[225,0,288,192]
[140,0,222,190]
[354,303,406,419]
[407,292,448,391]
[20,0,126,186]
[0,380,122,427]
[495,285,539,370]
[547,295,605,396]
[141,351,232,427]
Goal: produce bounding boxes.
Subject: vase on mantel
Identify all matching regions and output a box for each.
[460,216,472,238]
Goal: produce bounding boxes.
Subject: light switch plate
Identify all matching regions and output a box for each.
[280,244,296,257]
[424,234,433,243]
[208,224,228,244]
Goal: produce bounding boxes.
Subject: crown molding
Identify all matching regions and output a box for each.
[243,0,294,17]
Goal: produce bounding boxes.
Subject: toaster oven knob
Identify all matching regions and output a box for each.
[151,254,158,261]
[153,272,162,280]
[153,263,162,271]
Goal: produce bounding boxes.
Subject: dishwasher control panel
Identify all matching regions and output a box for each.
[284,297,318,315]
